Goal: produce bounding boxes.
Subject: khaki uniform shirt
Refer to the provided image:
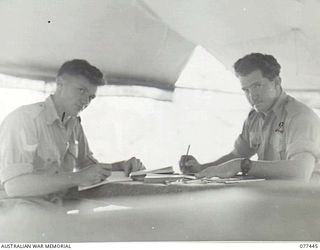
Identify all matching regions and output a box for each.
[233,91,320,171]
[0,96,97,203]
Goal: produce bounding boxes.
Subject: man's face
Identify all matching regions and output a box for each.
[56,74,97,116]
[239,70,280,113]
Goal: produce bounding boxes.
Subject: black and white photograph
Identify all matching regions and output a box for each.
[0,0,320,249]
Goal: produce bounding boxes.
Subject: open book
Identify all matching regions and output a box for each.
[143,173,196,184]
[78,171,131,191]
[129,166,196,183]
[130,166,174,181]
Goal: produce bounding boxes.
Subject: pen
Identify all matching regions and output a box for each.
[186,144,190,156]
[184,144,191,167]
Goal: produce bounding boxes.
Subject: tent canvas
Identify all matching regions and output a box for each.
[0,0,320,92]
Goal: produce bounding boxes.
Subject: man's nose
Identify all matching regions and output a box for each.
[249,88,259,99]
[80,93,90,105]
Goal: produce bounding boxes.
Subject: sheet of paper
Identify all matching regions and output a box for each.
[180,176,265,185]
[78,171,131,191]
[207,176,266,184]
[222,177,265,184]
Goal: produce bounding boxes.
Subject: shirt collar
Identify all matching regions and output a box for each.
[44,95,60,125]
[255,90,287,120]
[269,90,288,118]
[44,95,77,126]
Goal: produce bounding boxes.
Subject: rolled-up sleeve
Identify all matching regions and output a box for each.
[233,118,257,157]
[0,111,37,183]
[286,113,320,161]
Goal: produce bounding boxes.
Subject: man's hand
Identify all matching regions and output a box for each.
[121,157,146,176]
[196,158,242,178]
[179,155,203,174]
[75,163,112,186]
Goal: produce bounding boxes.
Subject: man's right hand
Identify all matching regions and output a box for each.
[179,155,203,174]
[75,163,112,186]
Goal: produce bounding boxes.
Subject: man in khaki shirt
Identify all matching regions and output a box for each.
[0,59,145,205]
[180,53,320,181]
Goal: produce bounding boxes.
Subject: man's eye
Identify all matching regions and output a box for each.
[78,88,86,94]
[253,83,262,88]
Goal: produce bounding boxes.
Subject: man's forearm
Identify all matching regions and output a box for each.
[201,152,240,169]
[111,161,125,171]
[249,156,314,181]
[4,171,81,197]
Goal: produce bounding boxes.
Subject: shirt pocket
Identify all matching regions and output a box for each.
[35,145,61,173]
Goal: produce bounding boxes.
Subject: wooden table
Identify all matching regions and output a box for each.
[2,180,320,242]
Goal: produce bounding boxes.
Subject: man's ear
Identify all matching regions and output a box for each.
[56,76,63,89]
[273,76,282,89]
[274,76,281,85]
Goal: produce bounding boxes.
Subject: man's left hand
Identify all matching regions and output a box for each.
[121,157,146,176]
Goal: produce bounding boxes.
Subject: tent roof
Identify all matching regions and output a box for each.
[0,0,320,91]
[0,0,194,91]
[144,0,320,90]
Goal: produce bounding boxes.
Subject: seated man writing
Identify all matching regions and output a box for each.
[180,53,320,181]
[0,59,145,206]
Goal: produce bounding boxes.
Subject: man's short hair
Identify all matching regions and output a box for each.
[57,59,105,86]
[233,53,281,81]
